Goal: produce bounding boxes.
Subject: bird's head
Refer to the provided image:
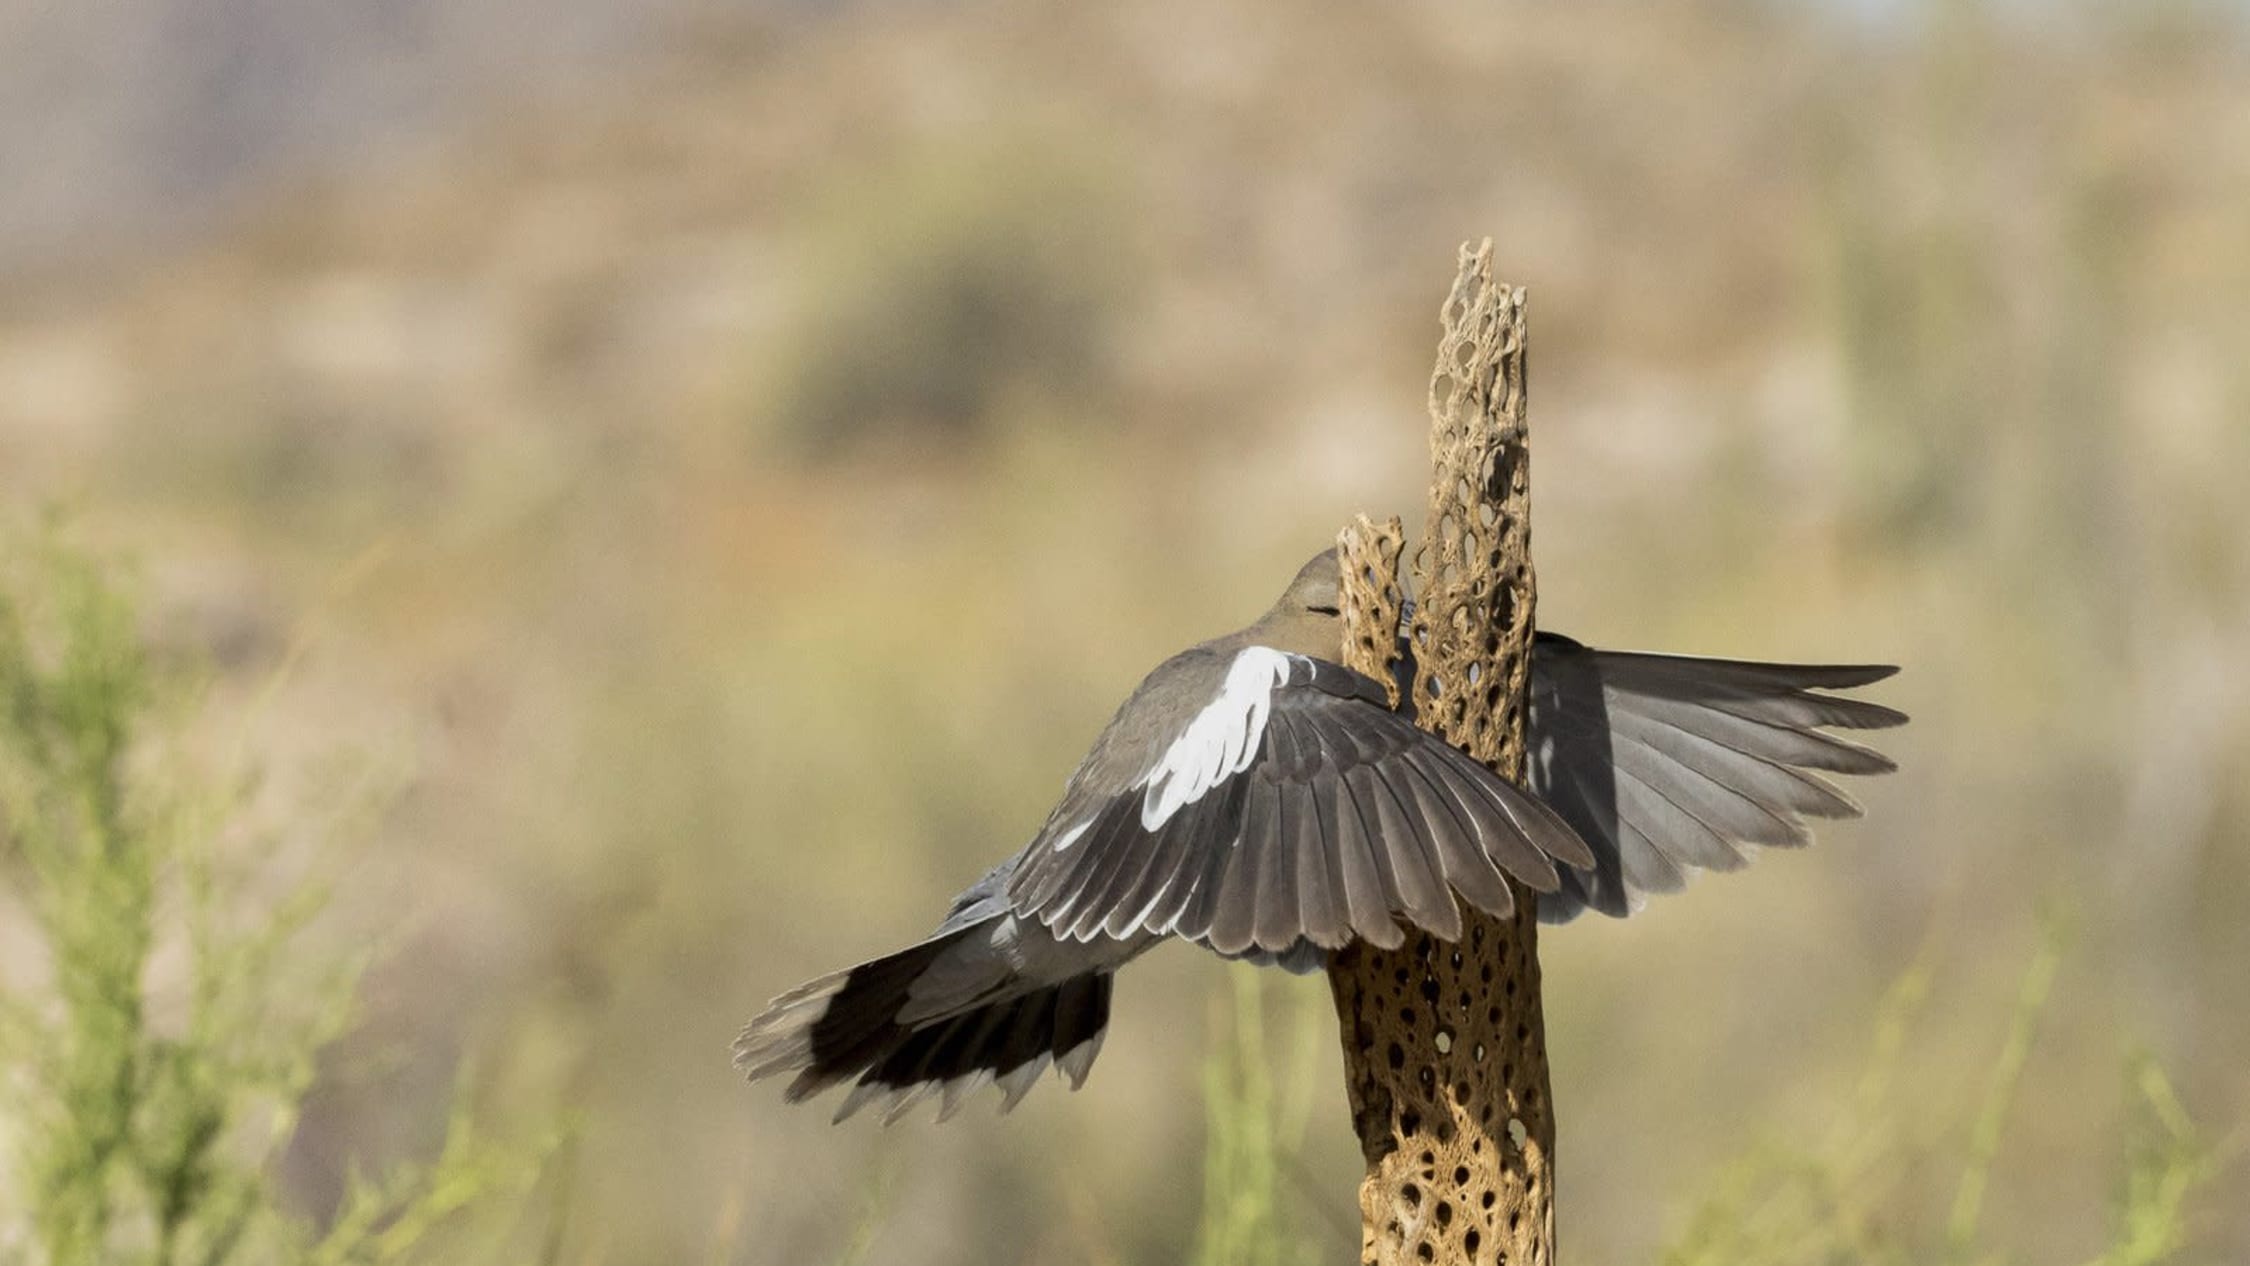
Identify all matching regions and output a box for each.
[1277,547,1344,618]
[1247,548,1348,658]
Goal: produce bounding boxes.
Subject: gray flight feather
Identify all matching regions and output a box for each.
[1525,632,1904,922]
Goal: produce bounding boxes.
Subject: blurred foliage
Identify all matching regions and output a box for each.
[1192,970,1336,1266]
[1181,932,2230,1266]
[765,137,1137,458]
[1661,925,2227,1266]
[0,527,543,1266]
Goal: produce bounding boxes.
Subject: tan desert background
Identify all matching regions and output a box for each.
[2,2,2245,1263]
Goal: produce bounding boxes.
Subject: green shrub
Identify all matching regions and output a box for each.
[0,528,539,1266]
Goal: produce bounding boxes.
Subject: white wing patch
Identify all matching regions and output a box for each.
[1136,647,1300,830]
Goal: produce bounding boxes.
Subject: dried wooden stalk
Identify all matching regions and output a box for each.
[1328,240,1553,1266]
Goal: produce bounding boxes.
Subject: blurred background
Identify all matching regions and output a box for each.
[2,0,2246,1262]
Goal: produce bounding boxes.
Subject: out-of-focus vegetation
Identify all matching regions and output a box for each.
[1189,933,2229,1266]
[1661,926,2224,1266]
[1,1,2247,1263]
[1193,972,1333,1266]
[0,531,542,1264]
[768,140,1134,457]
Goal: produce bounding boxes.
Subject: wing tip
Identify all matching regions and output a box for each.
[1814,663,1901,688]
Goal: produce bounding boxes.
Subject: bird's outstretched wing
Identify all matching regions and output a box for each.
[1004,648,1593,957]
[1525,633,1905,922]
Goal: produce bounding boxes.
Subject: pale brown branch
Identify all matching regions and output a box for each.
[1328,240,1552,1266]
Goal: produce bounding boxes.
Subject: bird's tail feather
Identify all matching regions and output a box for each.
[733,930,1114,1124]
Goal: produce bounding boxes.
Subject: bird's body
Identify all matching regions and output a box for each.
[735,550,1904,1123]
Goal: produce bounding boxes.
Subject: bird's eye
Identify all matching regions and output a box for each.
[1308,604,1341,616]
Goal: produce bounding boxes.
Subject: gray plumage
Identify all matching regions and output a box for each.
[734,550,1904,1122]
[1523,632,1903,921]
[1003,650,1591,956]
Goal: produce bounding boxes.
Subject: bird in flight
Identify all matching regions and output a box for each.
[735,549,1904,1124]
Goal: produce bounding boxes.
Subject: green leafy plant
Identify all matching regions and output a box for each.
[0,528,540,1266]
